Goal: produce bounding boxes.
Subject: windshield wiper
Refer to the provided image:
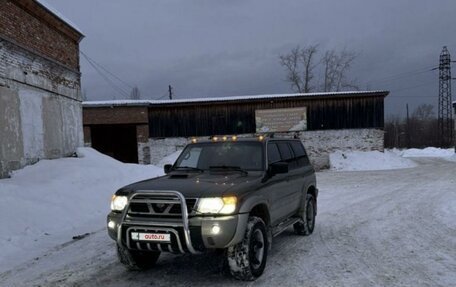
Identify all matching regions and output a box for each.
[173,166,204,172]
[209,165,248,175]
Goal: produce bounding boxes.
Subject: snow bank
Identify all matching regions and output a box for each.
[398,147,455,158]
[0,148,163,272]
[392,147,456,163]
[330,150,417,171]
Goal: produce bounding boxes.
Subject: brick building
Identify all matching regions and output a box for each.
[83,90,389,170]
[0,0,84,177]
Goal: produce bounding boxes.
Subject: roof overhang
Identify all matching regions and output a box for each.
[83,90,389,108]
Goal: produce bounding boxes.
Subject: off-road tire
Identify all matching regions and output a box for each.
[294,194,316,236]
[117,244,160,270]
[226,216,268,281]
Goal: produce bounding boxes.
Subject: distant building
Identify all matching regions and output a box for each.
[83,91,389,169]
[0,0,84,177]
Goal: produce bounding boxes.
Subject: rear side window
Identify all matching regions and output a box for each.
[267,143,281,164]
[290,141,310,167]
[290,141,306,157]
[277,142,293,161]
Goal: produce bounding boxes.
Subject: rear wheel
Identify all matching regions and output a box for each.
[226,216,268,281]
[294,194,316,236]
[117,244,160,270]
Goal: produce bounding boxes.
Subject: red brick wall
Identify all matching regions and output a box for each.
[83,107,150,125]
[0,0,81,70]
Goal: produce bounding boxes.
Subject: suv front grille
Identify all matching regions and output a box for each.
[127,195,198,219]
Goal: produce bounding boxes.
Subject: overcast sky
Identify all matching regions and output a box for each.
[46,0,456,116]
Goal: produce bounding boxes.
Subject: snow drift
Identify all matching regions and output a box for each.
[0,148,163,272]
[329,150,417,171]
[398,147,455,158]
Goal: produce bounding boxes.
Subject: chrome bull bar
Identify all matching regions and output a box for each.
[117,190,199,254]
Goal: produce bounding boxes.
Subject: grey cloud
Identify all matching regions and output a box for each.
[47,0,456,115]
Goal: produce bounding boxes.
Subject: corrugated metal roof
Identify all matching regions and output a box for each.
[83,90,389,108]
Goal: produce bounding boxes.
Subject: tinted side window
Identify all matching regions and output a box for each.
[277,142,293,161]
[267,143,281,164]
[290,141,306,157]
[290,141,309,167]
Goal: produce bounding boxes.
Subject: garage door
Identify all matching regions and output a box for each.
[90,125,138,163]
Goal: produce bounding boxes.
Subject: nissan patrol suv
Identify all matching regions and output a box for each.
[107,136,318,281]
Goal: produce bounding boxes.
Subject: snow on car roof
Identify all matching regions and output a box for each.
[35,0,83,35]
[83,90,389,107]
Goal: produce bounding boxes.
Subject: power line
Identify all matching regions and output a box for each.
[388,81,435,93]
[80,52,130,99]
[80,51,134,89]
[365,65,437,85]
[154,93,169,100]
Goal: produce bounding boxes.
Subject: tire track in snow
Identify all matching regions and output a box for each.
[2,158,455,287]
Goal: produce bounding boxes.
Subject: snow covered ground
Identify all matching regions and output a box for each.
[0,148,163,272]
[330,147,456,171]
[397,147,455,158]
[1,148,455,286]
[329,150,417,171]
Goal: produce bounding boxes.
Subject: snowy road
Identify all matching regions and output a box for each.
[1,158,455,286]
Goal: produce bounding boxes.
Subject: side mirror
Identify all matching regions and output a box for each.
[164,164,173,174]
[269,162,288,175]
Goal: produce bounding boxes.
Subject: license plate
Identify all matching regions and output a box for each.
[131,232,171,242]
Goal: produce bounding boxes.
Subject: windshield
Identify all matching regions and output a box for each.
[174,142,264,171]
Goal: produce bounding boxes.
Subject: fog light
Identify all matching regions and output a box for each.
[108,220,116,229]
[211,225,221,235]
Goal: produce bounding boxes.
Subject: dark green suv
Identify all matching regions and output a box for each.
[107,136,318,281]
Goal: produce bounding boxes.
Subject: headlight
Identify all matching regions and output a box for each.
[111,195,128,211]
[197,196,237,214]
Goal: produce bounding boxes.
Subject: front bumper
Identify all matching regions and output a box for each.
[107,190,248,253]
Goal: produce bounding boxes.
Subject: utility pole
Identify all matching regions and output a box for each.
[168,85,173,100]
[438,46,453,147]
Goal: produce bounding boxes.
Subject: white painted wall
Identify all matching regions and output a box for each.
[19,89,45,163]
[0,38,82,177]
[141,128,385,170]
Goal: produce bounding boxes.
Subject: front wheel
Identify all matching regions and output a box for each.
[117,244,160,270]
[294,194,316,236]
[226,216,268,281]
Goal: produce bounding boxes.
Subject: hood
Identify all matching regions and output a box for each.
[117,171,263,198]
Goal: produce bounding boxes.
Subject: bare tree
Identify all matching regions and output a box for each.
[321,49,358,92]
[385,104,440,149]
[280,45,358,93]
[412,104,435,121]
[279,44,318,93]
[130,86,141,100]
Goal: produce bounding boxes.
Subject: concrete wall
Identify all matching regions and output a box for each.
[143,128,384,170]
[299,129,384,169]
[0,37,82,177]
